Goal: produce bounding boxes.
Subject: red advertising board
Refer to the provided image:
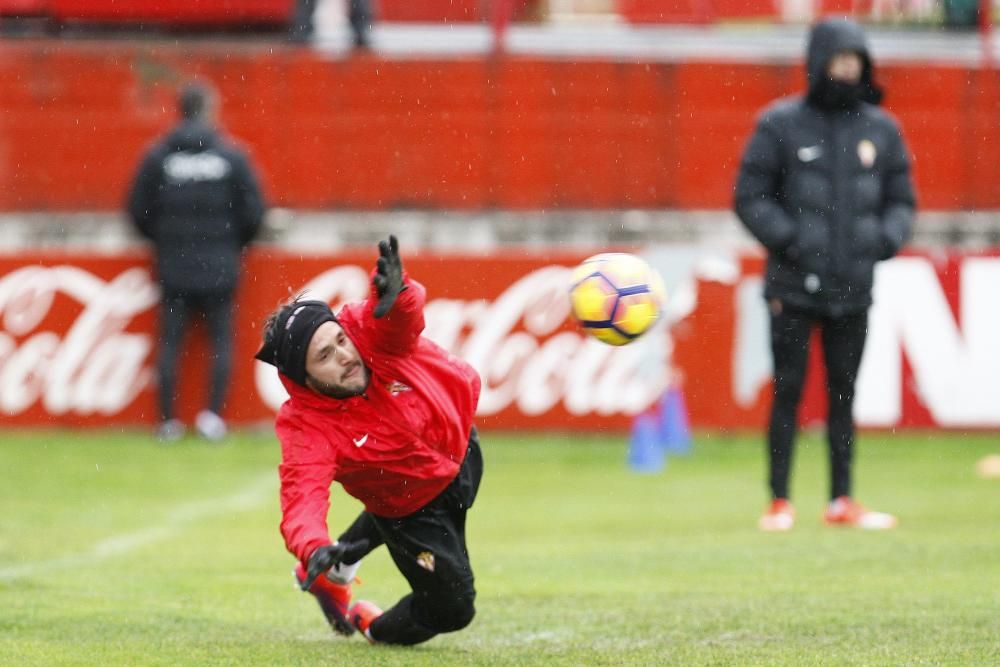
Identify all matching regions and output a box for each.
[2,247,1000,430]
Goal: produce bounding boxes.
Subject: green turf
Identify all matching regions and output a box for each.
[0,428,997,666]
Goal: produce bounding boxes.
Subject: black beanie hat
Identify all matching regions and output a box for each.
[254,300,336,386]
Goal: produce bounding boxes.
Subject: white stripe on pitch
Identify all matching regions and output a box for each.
[0,475,275,582]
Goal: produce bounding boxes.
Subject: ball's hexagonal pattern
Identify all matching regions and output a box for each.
[568,253,666,346]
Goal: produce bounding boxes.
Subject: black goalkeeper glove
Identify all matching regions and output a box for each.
[373,235,405,319]
[299,539,370,591]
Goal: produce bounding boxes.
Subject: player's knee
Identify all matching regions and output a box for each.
[443,599,476,631]
[427,598,475,633]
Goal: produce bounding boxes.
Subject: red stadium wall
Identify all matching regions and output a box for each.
[3,248,1000,431]
[2,41,1000,212]
[620,0,778,24]
[49,0,293,23]
[0,0,855,22]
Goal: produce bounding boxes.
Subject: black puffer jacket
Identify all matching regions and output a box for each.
[128,121,264,293]
[734,19,916,317]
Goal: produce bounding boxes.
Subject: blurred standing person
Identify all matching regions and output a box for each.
[734,18,915,531]
[289,0,373,49]
[128,82,265,442]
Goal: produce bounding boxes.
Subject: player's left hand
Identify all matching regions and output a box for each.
[300,539,370,591]
[373,235,405,319]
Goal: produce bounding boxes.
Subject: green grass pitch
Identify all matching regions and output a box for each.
[1,428,997,666]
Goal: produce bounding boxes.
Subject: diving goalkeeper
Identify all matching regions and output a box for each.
[255,236,483,645]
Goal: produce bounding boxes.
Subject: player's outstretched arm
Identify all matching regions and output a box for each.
[361,235,426,356]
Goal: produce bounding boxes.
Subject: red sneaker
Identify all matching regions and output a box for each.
[824,496,897,530]
[348,600,384,643]
[758,498,795,532]
[294,563,355,636]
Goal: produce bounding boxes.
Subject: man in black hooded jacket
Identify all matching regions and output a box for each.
[734,18,915,531]
[128,82,265,443]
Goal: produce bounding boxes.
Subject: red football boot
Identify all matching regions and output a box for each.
[348,600,384,643]
[294,563,355,636]
[824,496,897,530]
[758,498,795,532]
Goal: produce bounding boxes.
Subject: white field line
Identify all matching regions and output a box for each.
[0,474,276,582]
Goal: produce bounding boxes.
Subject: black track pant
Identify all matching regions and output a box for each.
[338,428,483,645]
[767,304,868,501]
[157,289,234,421]
[290,0,372,45]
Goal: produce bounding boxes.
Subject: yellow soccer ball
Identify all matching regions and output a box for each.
[568,253,667,346]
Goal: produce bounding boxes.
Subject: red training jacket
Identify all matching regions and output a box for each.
[274,274,482,565]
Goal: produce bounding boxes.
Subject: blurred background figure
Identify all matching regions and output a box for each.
[127,82,265,443]
[289,0,374,49]
[734,18,916,532]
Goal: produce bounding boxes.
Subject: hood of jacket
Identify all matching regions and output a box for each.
[806,18,882,107]
[165,120,219,152]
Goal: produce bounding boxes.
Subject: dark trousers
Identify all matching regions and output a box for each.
[157,289,234,421]
[767,304,868,501]
[290,0,373,46]
[338,428,483,645]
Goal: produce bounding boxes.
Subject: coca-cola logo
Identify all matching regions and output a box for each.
[0,261,669,421]
[255,265,669,417]
[0,266,158,415]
